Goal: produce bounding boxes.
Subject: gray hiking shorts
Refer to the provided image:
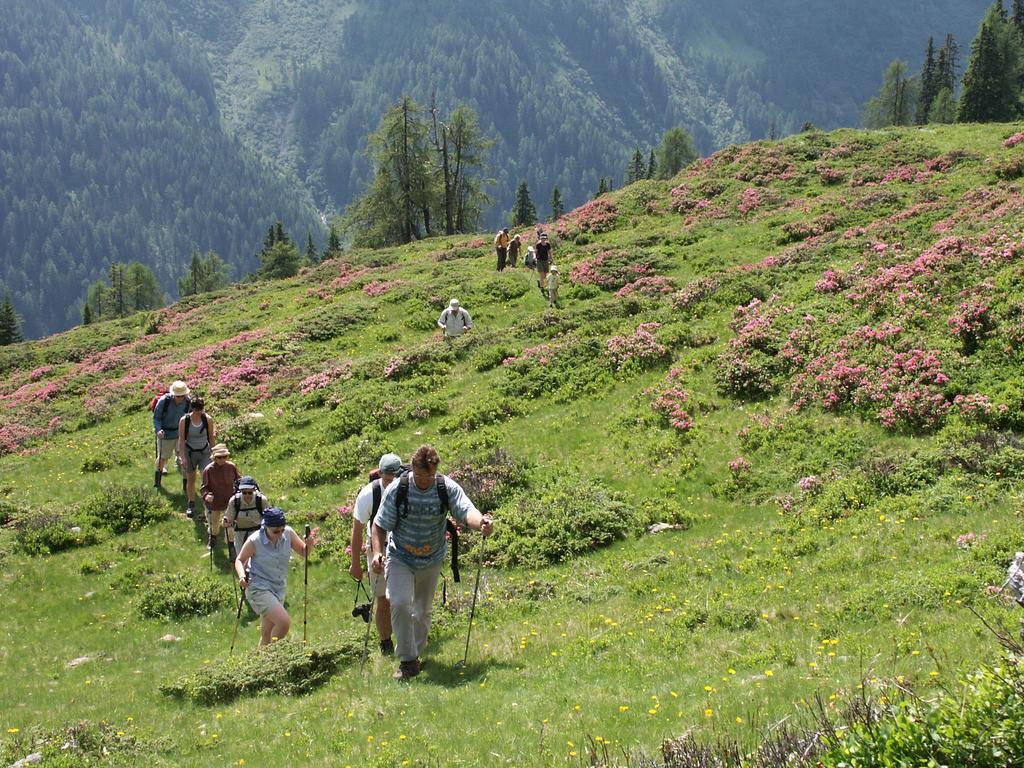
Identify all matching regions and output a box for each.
[246,586,285,617]
[182,445,211,473]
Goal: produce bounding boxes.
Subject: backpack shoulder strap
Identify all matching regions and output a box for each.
[256,495,264,515]
[436,474,450,513]
[233,495,241,514]
[200,413,209,434]
[370,479,382,523]
[397,473,410,518]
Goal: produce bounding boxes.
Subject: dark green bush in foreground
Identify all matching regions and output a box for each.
[488,478,634,568]
[79,484,171,534]
[160,637,359,704]
[15,510,102,556]
[138,573,230,619]
[0,720,162,767]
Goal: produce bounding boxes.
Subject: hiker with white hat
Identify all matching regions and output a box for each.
[200,443,239,552]
[151,380,191,490]
[347,452,404,656]
[437,298,473,340]
[546,264,560,307]
[495,227,511,271]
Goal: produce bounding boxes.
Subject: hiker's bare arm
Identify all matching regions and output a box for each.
[349,519,365,580]
[465,509,493,537]
[370,523,387,573]
[235,541,255,586]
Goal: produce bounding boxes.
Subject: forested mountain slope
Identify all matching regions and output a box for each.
[172,0,990,218]
[0,0,320,338]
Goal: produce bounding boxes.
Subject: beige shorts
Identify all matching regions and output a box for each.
[245,587,284,617]
[368,562,387,599]
[156,437,180,463]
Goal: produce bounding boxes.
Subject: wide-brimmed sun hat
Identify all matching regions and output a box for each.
[211,443,230,458]
[169,380,190,397]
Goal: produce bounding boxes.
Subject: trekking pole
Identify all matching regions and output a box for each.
[208,504,215,576]
[229,586,245,653]
[224,525,238,603]
[459,531,487,668]
[303,524,311,645]
[359,583,375,673]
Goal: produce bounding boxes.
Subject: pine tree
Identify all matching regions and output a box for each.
[260,241,302,279]
[326,225,342,257]
[936,34,960,94]
[306,233,318,264]
[627,148,645,184]
[958,22,1006,122]
[550,186,564,221]
[0,293,24,345]
[511,181,537,226]
[646,149,657,179]
[928,88,958,123]
[916,37,938,124]
[597,178,608,196]
[655,127,699,178]
[82,302,93,326]
[1014,0,1024,32]
[178,250,228,297]
[862,60,918,128]
[997,0,1009,22]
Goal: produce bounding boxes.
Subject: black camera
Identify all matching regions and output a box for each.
[352,602,371,623]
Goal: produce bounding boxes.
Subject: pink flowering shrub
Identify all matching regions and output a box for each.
[615,275,675,298]
[779,212,838,243]
[568,251,657,290]
[815,269,851,293]
[947,299,993,354]
[606,323,669,372]
[647,368,695,432]
[728,456,751,475]
[792,346,951,431]
[299,363,354,394]
[797,475,822,494]
[736,187,782,215]
[672,277,720,312]
[362,280,404,297]
[555,198,618,238]
[715,298,802,399]
[956,531,986,549]
[816,164,845,185]
[1004,132,1024,148]
[730,144,797,184]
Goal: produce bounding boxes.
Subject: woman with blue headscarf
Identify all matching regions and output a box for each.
[234,507,318,646]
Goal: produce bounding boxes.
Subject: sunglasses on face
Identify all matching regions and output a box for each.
[267,527,285,534]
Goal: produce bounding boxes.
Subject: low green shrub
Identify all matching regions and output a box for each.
[818,662,1024,767]
[160,637,359,704]
[80,456,112,473]
[218,413,271,451]
[298,305,369,341]
[633,497,696,534]
[0,720,162,767]
[439,397,523,433]
[138,572,230,619]
[293,433,386,486]
[488,478,634,568]
[445,448,530,513]
[472,344,518,372]
[78,485,171,534]
[0,499,24,525]
[15,510,102,556]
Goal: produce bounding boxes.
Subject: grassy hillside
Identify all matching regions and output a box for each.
[3,122,1024,766]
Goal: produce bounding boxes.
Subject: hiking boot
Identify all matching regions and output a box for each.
[380,637,395,656]
[154,470,162,489]
[186,502,195,519]
[392,659,420,680]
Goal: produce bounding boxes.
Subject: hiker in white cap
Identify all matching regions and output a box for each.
[151,380,190,490]
[547,264,560,307]
[437,298,473,340]
[347,452,404,656]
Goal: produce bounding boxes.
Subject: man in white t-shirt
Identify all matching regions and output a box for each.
[437,298,473,340]
[348,452,403,655]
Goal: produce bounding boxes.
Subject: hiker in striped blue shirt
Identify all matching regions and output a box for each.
[370,444,493,680]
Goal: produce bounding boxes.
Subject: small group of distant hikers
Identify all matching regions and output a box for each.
[152,382,492,676]
[495,227,559,307]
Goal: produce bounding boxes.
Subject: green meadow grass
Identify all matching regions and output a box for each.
[2,122,1024,766]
